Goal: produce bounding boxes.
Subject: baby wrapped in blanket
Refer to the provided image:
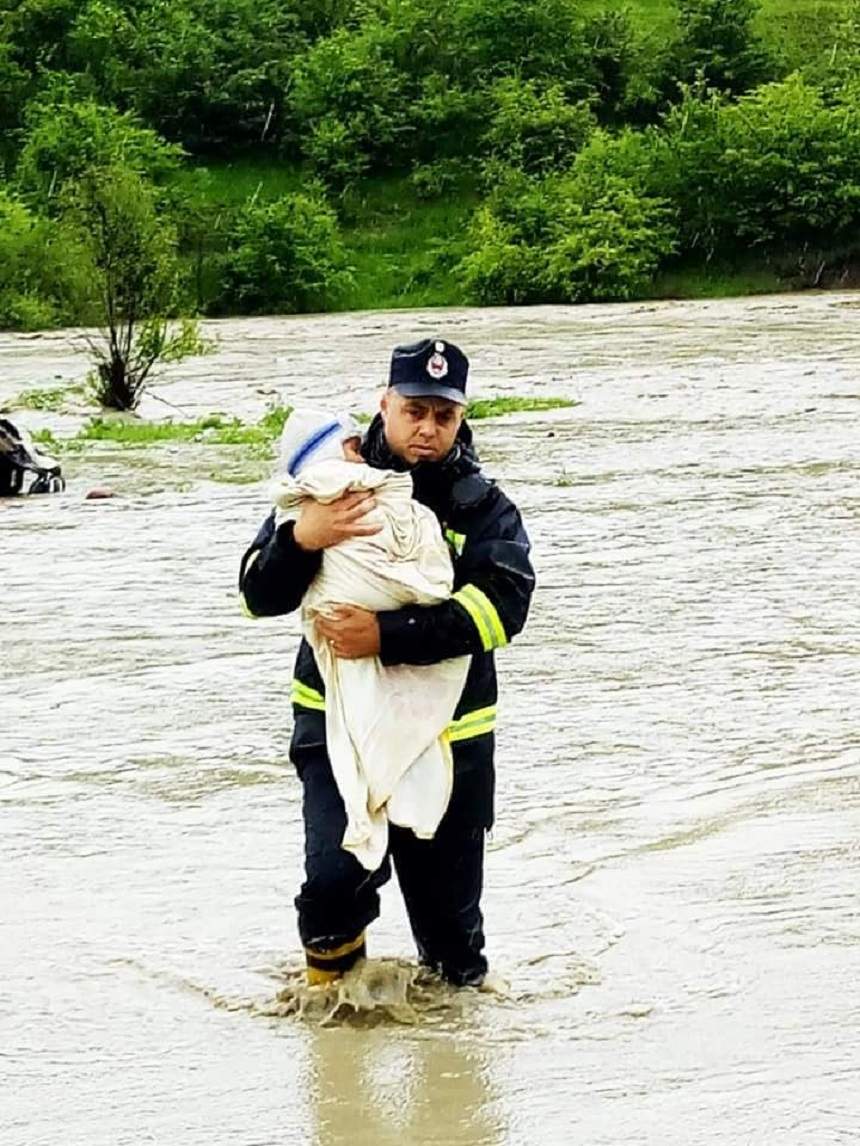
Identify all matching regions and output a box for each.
[273,408,471,871]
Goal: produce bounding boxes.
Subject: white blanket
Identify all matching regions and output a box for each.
[273,458,470,870]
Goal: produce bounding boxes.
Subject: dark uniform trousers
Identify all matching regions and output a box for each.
[296,747,494,987]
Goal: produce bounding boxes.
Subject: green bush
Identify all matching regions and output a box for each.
[304,115,370,190]
[453,0,592,90]
[483,78,596,175]
[219,189,351,314]
[410,159,469,200]
[657,76,860,252]
[460,164,676,304]
[409,75,486,164]
[15,94,184,205]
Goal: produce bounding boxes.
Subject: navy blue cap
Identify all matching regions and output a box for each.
[388,338,468,405]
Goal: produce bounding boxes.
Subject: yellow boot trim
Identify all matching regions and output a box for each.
[306,964,343,987]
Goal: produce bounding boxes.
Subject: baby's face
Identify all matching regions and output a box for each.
[341,436,363,463]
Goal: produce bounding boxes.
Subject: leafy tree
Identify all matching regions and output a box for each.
[581,8,641,119]
[289,19,412,182]
[219,188,351,314]
[66,166,209,410]
[15,94,183,206]
[666,0,773,96]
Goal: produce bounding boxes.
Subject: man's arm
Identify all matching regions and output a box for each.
[239,513,322,617]
[376,494,534,666]
[239,491,380,617]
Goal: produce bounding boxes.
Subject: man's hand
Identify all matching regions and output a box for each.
[315,605,381,659]
[293,491,380,552]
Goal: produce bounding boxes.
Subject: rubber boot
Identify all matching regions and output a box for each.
[305,931,367,986]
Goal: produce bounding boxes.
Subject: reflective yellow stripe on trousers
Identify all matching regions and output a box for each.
[291,682,496,742]
[290,680,326,711]
[446,704,496,743]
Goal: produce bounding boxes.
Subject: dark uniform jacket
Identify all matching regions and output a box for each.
[239,416,535,820]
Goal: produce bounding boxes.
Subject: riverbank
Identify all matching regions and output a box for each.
[176,157,860,318]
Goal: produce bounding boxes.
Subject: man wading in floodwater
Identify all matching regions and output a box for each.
[239,339,535,987]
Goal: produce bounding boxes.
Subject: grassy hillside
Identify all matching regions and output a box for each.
[175,158,480,312]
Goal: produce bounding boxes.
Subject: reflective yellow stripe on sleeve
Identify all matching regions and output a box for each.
[452,583,508,652]
[290,679,326,711]
[447,704,497,743]
[239,550,260,618]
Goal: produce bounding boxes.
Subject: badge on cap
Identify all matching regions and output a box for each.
[427,342,449,379]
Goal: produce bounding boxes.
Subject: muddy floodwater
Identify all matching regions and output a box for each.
[2,295,859,1145]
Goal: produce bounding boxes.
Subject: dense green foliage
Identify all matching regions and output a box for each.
[1,0,858,330]
[0,186,87,327]
[462,165,677,303]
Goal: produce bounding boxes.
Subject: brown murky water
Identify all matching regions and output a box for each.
[2,295,859,1145]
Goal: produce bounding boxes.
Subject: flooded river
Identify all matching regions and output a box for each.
[2,295,859,1145]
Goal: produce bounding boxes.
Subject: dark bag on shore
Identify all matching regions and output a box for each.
[0,417,65,496]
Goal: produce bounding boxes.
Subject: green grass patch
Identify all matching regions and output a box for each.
[755,0,846,71]
[31,397,575,462]
[34,408,293,456]
[8,383,89,411]
[174,156,306,209]
[77,410,292,451]
[467,396,578,419]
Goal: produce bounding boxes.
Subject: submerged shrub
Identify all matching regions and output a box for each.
[64,166,207,410]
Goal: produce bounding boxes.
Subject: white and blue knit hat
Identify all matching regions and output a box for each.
[276,408,360,478]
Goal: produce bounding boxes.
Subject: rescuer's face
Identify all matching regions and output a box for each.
[380,391,464,466]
